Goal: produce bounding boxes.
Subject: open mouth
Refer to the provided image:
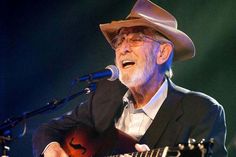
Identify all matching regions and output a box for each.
[122,60,135,68]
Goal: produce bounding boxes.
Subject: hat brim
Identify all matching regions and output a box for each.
[100,18,195,62]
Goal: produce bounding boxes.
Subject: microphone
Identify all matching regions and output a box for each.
[75,65,119,83]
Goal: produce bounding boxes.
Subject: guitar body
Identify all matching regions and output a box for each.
[62,125,137,157]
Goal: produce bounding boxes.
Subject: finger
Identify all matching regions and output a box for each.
[61,152,69,157]
[135,143,150,152]
[44,146,68,157]
[60,148,69,157]
[123,153,132,157]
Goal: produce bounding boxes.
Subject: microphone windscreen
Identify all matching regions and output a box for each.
[105,65,119,81]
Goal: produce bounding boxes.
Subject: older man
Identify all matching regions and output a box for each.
[32,0,227,157]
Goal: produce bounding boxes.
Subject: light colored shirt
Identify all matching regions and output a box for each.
[115,79,168,141]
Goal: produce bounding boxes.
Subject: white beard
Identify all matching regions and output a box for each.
[119,51,157,88]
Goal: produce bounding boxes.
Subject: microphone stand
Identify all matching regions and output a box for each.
[0,83,96,157]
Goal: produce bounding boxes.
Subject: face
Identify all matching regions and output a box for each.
[114,27,161,88]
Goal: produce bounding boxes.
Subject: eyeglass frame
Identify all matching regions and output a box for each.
[111,32,165,50]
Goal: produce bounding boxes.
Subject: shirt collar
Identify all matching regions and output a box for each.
[122,79,168,120]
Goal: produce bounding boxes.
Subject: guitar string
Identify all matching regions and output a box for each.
[106,147,166,157]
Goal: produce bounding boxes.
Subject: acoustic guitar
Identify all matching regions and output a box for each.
[62,125,213,157]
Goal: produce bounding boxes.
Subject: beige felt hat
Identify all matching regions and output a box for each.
[99,0,195,61]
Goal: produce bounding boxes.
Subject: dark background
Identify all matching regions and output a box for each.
[1,0,236,156]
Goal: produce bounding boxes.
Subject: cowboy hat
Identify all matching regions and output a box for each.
[99,0,195,61]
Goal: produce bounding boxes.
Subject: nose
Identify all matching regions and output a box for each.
[119,41,131,55]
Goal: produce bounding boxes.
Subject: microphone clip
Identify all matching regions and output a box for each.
[84,82,96,94]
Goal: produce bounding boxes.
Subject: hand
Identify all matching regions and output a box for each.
[43,142,68,157]
[120,143,150,157]
[134,143,150,152]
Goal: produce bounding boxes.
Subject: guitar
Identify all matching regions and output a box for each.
[62,125,214,157]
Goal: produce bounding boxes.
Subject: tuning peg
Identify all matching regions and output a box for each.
[198,138,205,149]
[188,138,196,144]
[178,144,185,150]
[209,138,214,145]
[187,138,196,150]
[200,138,205,144]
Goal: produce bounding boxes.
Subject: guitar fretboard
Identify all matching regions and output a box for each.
[107,147,180,157]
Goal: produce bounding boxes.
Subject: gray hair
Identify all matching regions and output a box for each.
[151,29,174,78]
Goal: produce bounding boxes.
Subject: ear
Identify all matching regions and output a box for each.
[156,43,173,65]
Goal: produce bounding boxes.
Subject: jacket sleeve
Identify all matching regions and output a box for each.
[32,79,127,157]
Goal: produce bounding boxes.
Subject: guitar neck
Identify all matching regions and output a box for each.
[107,147,180,157]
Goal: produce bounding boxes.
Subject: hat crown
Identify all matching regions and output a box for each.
[127,0,177,28]
[99,0,195,62]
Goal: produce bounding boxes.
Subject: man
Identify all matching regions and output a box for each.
[32,0,227,156]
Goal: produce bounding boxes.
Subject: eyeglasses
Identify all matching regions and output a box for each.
[111,33,161,50]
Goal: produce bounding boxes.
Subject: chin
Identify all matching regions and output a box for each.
[119,72,145,88]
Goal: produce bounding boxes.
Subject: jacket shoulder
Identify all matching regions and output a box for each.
[170,81,224,113]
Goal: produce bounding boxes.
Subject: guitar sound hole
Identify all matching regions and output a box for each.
[69,137,87,154]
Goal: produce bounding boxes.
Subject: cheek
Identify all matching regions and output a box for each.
[114,57,117,66]
[141,49,157,66]
[139,48,151,63]
[114,56,121,68]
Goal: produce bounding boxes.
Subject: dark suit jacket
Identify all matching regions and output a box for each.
[32,79,227,157]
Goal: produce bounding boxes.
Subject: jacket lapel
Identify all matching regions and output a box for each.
[139,79,184,148]
[93,80,127,132]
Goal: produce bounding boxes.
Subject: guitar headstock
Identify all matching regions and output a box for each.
[174,138,214,157]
